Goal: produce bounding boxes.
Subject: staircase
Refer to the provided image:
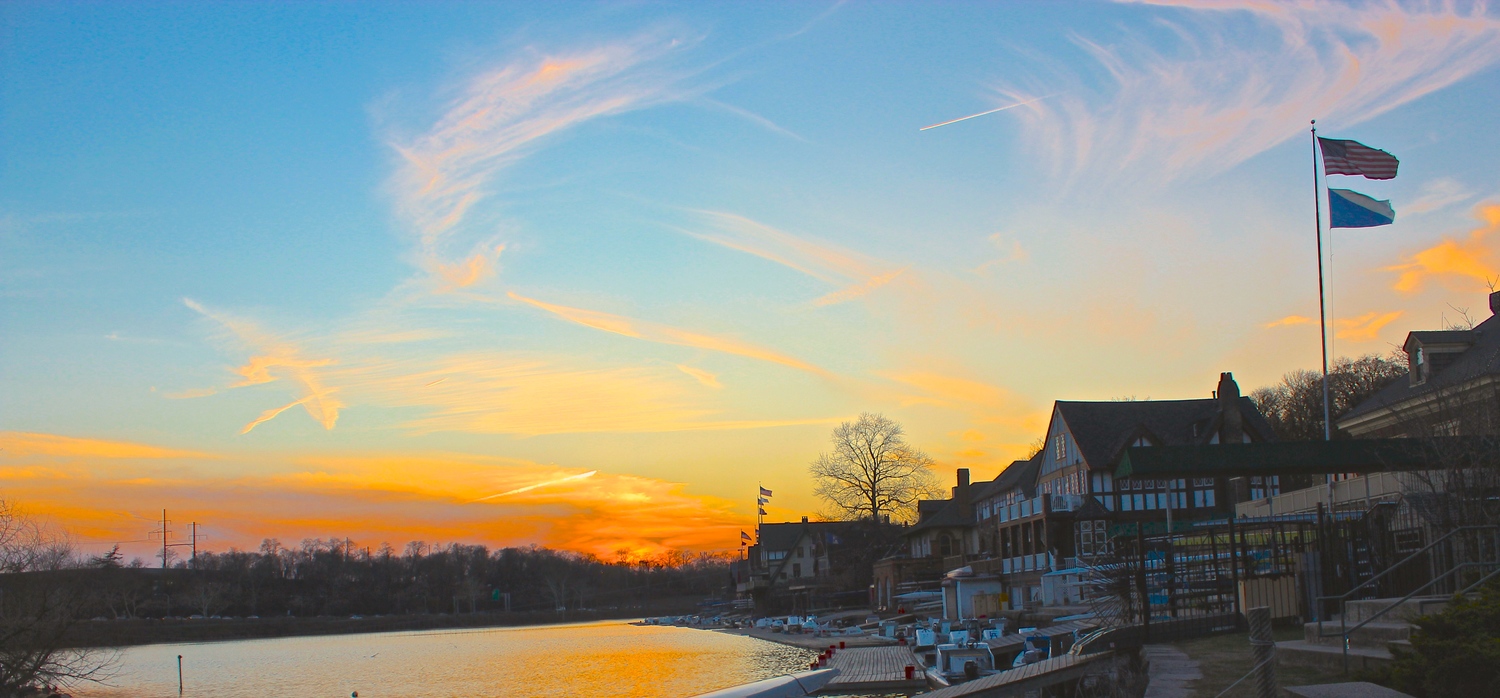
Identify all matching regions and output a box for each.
[1276,596,1450,672]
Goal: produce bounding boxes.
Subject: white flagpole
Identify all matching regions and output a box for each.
[1312,121,1332,443]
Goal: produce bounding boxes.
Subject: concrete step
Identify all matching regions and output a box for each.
[1276,640,1393,674]
[1343,596,1448,624]
[1302,621,1411,649]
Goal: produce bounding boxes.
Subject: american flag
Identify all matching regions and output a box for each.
[1318,138,1399,180]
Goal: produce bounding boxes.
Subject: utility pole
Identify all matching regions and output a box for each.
[156,510,199,568]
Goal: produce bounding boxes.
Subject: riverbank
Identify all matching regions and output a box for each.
[64,604,700,649]
[716,625,897,649]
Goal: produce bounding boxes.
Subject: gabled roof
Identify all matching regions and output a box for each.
[1055,396,1275,469]
[756,521,843,551]
[1343,313,1500,423]
[906,497,971,535]
[985,455,1040,499]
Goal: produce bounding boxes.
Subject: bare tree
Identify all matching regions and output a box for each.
[1250,353,1407,441]
[0,499,116,693]
[809,413,943,522]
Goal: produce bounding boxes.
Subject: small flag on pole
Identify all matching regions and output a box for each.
[759,487,773,497]
[741,530,752,541]
[758,507,767,516]
[1329,188,1396,228]
[757,497,768,505]
[1318,138,1399,180]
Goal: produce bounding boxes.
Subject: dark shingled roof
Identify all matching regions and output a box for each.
[1055,396,1275,470]
[907,497,971,534]
[756,521,843,551]
[1342,313,1500,422]
[985,456,1040,498]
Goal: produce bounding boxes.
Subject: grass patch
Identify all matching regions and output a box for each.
[1173,628,1346,697]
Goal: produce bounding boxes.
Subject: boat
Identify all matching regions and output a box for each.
[923,640,1000,686]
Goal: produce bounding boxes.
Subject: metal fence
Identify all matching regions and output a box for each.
[1088,499,1455,626]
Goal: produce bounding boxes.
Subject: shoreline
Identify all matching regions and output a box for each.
[65,607,696,649]
[715,625,898,650]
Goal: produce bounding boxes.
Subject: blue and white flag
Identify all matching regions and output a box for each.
[1329,188,1395,228]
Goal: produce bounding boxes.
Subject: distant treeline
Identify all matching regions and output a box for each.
[89,539,733,620]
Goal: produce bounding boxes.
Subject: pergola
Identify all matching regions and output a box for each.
[1113,437,1498,479]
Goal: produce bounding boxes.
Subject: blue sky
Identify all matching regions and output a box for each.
[3,0,1500,559]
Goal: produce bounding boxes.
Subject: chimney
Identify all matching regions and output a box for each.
[1490,290,1499,316]
[1217,372,1244,444]
[801,515,809,523]
[955,468,972,517]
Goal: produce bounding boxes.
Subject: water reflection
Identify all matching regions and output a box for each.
[74,620,818,698]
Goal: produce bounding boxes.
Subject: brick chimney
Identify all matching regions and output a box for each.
[954,468,972,516]
[1490,290,1499,316]
[1217,372,1244,444]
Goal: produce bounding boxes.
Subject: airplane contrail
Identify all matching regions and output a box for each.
[919,95,1051,131]
[470,470,598,502]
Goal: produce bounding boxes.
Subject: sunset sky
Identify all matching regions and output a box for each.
[4,1,1500,562]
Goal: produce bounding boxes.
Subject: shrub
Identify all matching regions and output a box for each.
[1375,580,1500,697]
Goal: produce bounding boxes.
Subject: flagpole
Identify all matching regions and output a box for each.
[1312,120,1332,443]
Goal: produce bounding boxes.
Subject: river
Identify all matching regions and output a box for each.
[72,620,825,697]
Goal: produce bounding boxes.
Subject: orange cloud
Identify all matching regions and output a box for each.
[508,291,826,375]
[813,267,908,307]
[1335,311,1404,342]
[0,432,212,460]
[185,299,343,433]
[1386,205,1500,293]
[676,364,722,389]
[1264,315,1315,329]
[0,441,748,562]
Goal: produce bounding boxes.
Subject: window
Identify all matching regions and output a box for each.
[1054,434,1068,462]
[792,563,801,577]
[768,551,787,561]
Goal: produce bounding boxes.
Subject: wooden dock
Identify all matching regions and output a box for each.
[915,652,1114,697]
[818,646,928,693]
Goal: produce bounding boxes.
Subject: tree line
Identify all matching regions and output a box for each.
[94,538,733,620]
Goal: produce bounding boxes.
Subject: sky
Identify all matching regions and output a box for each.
[4,0,1500,563]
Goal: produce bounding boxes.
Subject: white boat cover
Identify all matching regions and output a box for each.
[688,668,840,698]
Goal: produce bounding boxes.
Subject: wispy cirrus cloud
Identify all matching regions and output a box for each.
[390,33,695,289]
[0,432,212,460]
[676,364,723,389]
[677,210,907,306]
[508,291,827,375]
[1003,1,1500,182]
[1386,204,1500,292]
[1405,177,1475,216]
[184,299,344,434]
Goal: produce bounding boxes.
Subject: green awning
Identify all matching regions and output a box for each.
[1114,437,1498,479]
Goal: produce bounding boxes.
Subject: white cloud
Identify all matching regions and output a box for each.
[1001,1,1500,183]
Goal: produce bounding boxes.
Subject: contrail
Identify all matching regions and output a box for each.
[919,95,1051,131]
[423,378,447,387]
[470,470,598,502]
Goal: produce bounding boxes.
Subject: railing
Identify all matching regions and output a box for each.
[1314,525,1500,673]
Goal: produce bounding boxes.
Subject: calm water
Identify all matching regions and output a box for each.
[74,620,819,698]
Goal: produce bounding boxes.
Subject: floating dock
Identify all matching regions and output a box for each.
[817,646,927,693]
[915,652,1114,697]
